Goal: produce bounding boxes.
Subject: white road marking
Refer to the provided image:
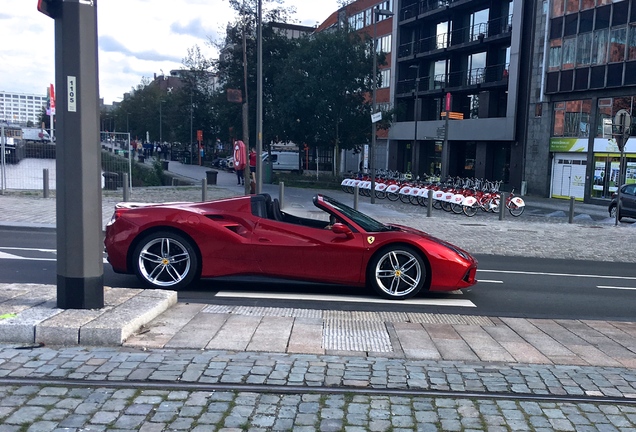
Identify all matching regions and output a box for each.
[477,279,504,284]
[480,269,636,281]
[597,285,636,291]
[0,247,108,263]
[214,291,476,307]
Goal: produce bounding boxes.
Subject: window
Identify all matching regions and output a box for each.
[377,34,392,53]
[609,27,627,62]
[577,32,592,65]
[628,24,636,60]
[592,29,609,64]
[380,69,391,88]
[549,39,563,71]
[562,37,576,69]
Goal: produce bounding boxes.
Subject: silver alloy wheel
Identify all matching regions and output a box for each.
[138,237,192,287]
[374,249,422,298]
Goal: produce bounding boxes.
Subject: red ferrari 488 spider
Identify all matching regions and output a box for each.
[104,193,477,300]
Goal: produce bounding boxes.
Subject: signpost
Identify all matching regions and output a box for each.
[613,110,631,226]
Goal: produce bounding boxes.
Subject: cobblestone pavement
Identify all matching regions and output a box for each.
[3,184,636,430]
[1,346,636,431]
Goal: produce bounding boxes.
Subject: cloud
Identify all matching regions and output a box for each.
[99,35,182,63]
[171,17,218,41]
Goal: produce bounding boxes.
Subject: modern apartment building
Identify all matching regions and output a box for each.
[0,91,48,126]
[390,0,531,191]
[526,0,636,203]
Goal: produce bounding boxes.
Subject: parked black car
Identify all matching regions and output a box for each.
[608,184,636,221]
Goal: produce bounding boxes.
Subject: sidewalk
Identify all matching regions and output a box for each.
[2,165,636,430]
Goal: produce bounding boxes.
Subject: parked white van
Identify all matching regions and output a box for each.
[262,151,301,173]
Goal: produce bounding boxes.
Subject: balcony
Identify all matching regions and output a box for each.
[396,63,509,96]
[398,15,512,60]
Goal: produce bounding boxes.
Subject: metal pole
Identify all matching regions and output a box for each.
[441,93,451,179]
[568,196,575,224]
[616,147,625,226]
[370,8,378,204]
[354,185,359,210]
[499,192,506,221]
[427,189,433,217]
[256,0,263,194]
[127,133,132,190]
[123,173,129,202]
[202,178,207,202]
[279,181,285,209]
[43,168,50,198]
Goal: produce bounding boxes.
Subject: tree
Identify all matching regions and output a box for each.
[271,28,376,173]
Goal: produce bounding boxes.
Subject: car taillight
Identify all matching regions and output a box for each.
[108,208,128,225]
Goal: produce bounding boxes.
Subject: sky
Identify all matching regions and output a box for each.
[1,0,340,105]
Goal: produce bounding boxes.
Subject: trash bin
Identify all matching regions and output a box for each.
[162,160,169,171]
[102,172,118,190]
[206,170,218,185]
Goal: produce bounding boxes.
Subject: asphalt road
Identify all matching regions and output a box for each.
[2,227,636,321]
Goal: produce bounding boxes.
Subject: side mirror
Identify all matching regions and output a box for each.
[331,223,354,239]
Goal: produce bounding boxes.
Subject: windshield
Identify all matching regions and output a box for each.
[320,195,390,233]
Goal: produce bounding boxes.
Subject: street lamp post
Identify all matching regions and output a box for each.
[410,64,420,175]
[371,6,394,204]
[159,100,163,146]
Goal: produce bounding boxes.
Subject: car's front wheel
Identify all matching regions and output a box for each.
[132,231,199,290]
[368,246,427,300]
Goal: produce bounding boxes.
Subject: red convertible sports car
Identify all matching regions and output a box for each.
[104,193,478,300]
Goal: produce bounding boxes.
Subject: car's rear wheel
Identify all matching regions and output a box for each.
[368,246,427,300]
[133,231,199,290]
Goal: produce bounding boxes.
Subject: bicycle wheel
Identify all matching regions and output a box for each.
[400,193,411,204]
[375,190,386,199]
[417,195,427,206]
[409,194,420,205]
[508,202,525,217]
[432,199,442,210]
[451,202,464,214]
[386,191,400,201]
[463,203,478,217]
[441,201,452,212]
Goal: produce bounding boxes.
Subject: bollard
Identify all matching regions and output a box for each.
[427,189,433,217]
[123,173,130,202]
[43,168,49,198]
[499,192,506,221]
[279,182,285,209]
[202,178,207,202]
[354,185,359,210]
[568,196,575,224]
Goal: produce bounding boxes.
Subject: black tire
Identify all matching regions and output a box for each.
[367,245,427,300]
[463,203,478,217]
[132,231,199,290]
[432,199,443,210]
[386,191,400,201]
[441,200,452,212]
[409,194,420,205]
[375,190,386,199]
[508,202,525,217]
[399,193,411,203]
[451,202,464,214]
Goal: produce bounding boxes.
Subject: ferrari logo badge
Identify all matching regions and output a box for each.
[367,236,375,245]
